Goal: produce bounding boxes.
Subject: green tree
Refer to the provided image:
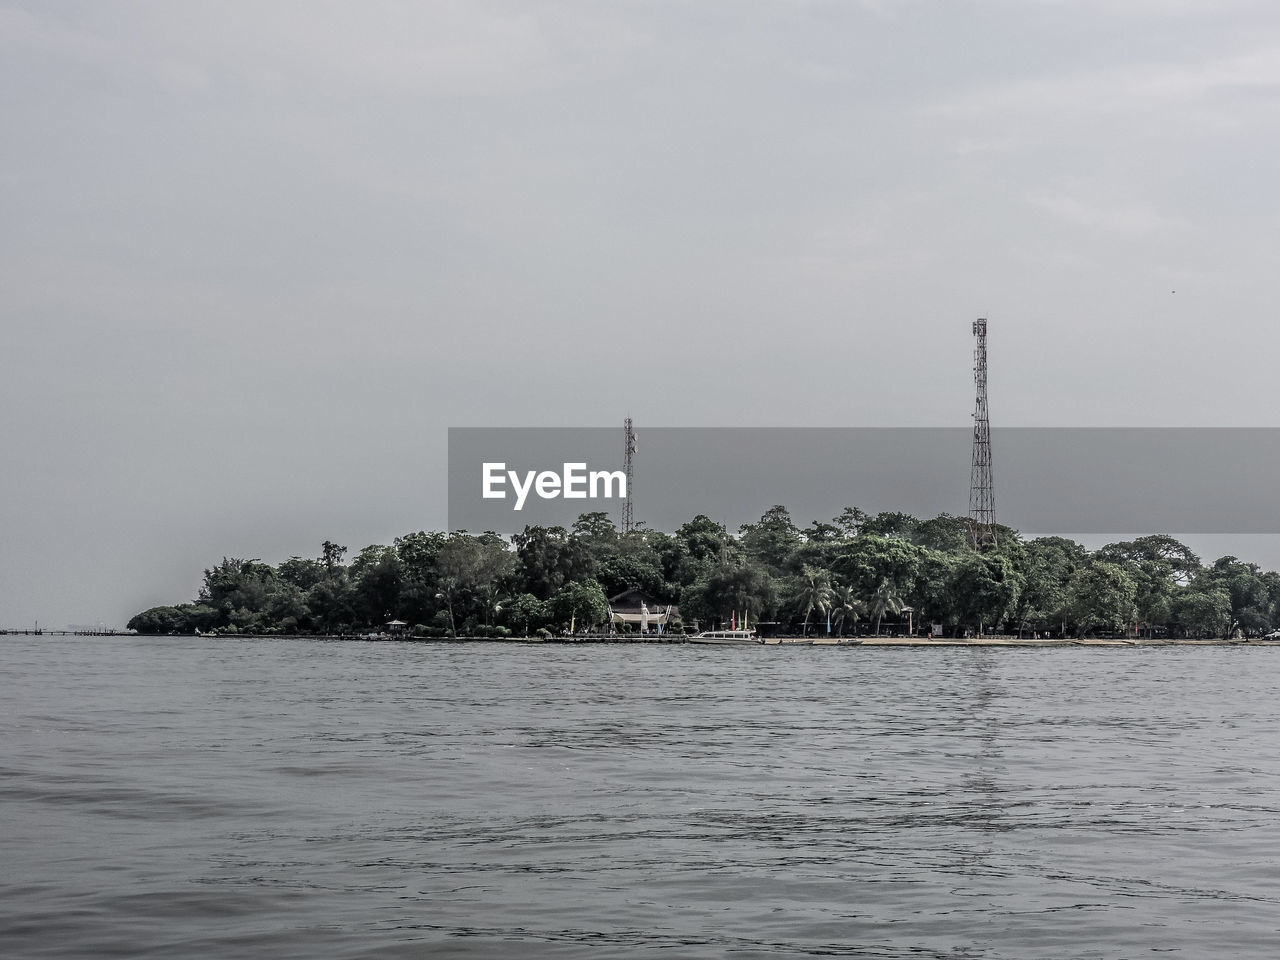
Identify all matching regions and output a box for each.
[868,578,904,636]
[1170,586,1232,638]
[308,576,356,634]
[1068,560,1139,637]
[513,525,593,598]
[694,561,778,627]
[912,514,971,553]
[950,552,1024,636]
[321,541,347,575]
[596,553,666,599]
[127,606,190,634]
[434,533,515,633]
[506,593,548,635]
[550,579,610,631]
[1013,536,1087,636]
[1096,535,1201,631]
[861,511,919,540]
[909,549,959,634]
[571,511,618,549]
[1197,557,1274,634]
[832,535,924,597]
[790,566,834,636]
[278,557,324,592]
[350,544,404,626]
[739,505,802,575]
[829,584,865,637]
[833,507,868,539]
[197,557,281,631]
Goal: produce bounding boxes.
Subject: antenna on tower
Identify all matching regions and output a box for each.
[622,417,636,534]
[969,319,997,550]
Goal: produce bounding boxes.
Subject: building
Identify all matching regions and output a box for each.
[608,589,679,634]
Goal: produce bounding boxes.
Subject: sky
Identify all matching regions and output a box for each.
[3,0,1280,628]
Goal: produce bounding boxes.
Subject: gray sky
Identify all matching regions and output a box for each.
[4,0,1280,628]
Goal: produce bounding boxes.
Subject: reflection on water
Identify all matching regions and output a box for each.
[2,637,1279,958]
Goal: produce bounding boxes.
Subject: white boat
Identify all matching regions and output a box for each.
[687,629,763,645]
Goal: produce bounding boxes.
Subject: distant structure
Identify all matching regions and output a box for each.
[969,319,997,549]
[622,417,636,534]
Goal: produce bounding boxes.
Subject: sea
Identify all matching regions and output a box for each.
[3,636,1279,959]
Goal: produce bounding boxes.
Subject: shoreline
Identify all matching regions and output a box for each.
[12,632,1278,648]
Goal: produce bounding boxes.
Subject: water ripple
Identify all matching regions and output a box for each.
[2,638,1279,958]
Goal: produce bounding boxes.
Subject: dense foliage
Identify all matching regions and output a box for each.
[127,510,1280,639]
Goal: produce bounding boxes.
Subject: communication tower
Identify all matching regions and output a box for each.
[623,418,636,534]
[969,319,997,549]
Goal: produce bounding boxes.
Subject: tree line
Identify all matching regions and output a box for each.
[126,508,1280,639]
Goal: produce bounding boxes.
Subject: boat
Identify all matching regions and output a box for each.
[687,629,763,645]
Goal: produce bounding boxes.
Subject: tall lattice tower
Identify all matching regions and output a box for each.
[622,417,636,534]
[969,319,997,549]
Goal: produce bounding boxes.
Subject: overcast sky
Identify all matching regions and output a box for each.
[3,0,1280,627]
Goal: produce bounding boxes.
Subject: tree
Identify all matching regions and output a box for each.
[950,552,1024,636]
[125,504,1280,647]
[829,585,865,637]
[128,605,190,634]
[196,557,282,632]
[832,535,924,597]
[513,525,592,599]
[696,562,778,626]
[832,507,868,539]
[506,593,548,636]
[308,576,355,634]
[278,557,324,592]
[434,576,462,636]
[477,583,508,627]
[321,541,347,575]
[349,544,404,625]
[1170,586,1232,639]
[1013,536,1087,636]
[790,566,833,636]
[868,578,904,636]
[912,514,971,554]
[434,533,515,634]
[395,530,448,625]
[861,511,919,541]
[1096,535,1201,631]
[550,579,610,631]
[669,515,734,582]
[739,505,802,575]
[1068,560,1138,637]
[1197,557,1274,634]
[572,511,618,547]
[596,553,666,598]
[910,549,958,634]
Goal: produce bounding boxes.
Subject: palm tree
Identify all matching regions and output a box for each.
[829,584,866,637]
[793,566,833,637]
[435,576,460,636]
[478,583,508,627]
[868,578,904,636]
